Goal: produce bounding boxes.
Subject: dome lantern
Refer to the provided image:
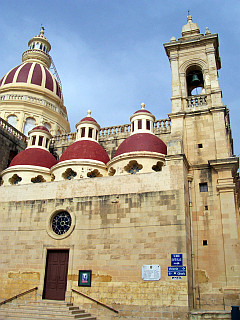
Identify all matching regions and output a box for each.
[27,125,52,151]
[75,110,100,142]
[51,112,109,181]
[130,102,155,135]
[22,27,52,68]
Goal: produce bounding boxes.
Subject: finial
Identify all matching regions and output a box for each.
[187,11,192,22]
[205,27,211,35]
[40,25,45,36]
[87,110,91,117]
[141,103,145,109]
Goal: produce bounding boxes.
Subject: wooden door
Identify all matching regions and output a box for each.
[43,250,69,300]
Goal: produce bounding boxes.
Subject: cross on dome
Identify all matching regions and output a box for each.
[40,26,45,36]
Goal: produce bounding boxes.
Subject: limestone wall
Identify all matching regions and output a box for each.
[0,158,191,319]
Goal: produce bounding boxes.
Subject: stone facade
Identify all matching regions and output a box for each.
[0,15,239,320]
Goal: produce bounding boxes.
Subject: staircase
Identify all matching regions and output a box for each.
[0,300,97,319]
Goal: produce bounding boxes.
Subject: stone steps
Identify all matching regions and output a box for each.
[0,300,96,320]
[190,310,231,320]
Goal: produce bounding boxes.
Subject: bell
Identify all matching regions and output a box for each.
[191,74,201,85]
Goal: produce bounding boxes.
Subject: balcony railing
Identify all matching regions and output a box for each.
[0,117,27,143]
[186,94,207,108]
[0,94,68,120]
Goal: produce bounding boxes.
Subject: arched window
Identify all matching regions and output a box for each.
[186,66,204,96]
[81,127,85,137]
[23,118,35,136]
[44,122,51,131]
[88,128,93,138]
[7,115,17,128]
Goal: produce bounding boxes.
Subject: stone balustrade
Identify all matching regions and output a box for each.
[99,124,131,136]
[186,94,207,108]
[154,119,171,133]
[0,117,27,143]
[52,118,171,145]
[51,132,76,144]
[0,94,68,120]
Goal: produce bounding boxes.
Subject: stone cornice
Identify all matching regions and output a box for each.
[164,33,220,69]
[209,157,239,174]
[168,105,227,119]
[164,33,219,54]
[165,153,190,170]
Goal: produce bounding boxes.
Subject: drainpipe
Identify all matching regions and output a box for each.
[188,174,196,309]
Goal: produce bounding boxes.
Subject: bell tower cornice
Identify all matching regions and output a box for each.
[164,34,221,70]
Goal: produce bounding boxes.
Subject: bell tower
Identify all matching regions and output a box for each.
[164,14,222,113]
[164,15,233,163]
[164,16,240,309]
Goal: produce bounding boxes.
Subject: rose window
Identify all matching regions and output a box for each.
[52,211,72,235]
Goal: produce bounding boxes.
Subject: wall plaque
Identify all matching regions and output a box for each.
[78,270,92,287]
[142,265,161,281]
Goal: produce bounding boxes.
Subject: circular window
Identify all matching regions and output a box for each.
[52,211,72,235]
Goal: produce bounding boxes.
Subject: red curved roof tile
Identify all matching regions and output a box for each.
[80,116,97,123]
[0,63,62,99]
[59,140,109,164]
[17,63,32,83]
[9,148,57,169]
[32,125,50,132]
[31,63,42,86]
[114,133,167,157]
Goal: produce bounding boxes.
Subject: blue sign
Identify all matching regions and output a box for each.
[171,254,183,266]
[168,266,186,277]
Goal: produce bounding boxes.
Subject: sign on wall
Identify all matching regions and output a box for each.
[78,270,92,287]
[168,266,186,277]
[142,265,161,281]
[171,254,183,266]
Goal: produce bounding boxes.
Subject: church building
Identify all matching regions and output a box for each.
[0,16,239,320]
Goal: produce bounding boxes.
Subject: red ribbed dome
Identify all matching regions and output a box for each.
[114,133,167,157]
[0,62,62,100]
[80,116,97,123]
[32,125,50,132]
[60,140,110,164]
[9,148,57,169]
[134,109,152,114]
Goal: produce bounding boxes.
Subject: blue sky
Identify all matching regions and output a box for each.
[0,1,240,155]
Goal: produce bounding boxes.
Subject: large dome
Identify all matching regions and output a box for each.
[0,29,70,135]
[114,133,167,157]
[59,140,110,164]
[0,62,63,100]
[9,148,57,169]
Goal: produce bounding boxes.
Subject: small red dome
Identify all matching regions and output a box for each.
[9,148,57,169]
[31,125,50,132]
[59,140,110,164]
[114,133,167,157]
[80,116,97,123]
[134,109,152,114]
[0,62,62,100]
